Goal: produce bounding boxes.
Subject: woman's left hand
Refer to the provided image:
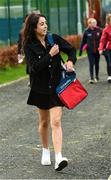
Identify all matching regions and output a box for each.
[65,60,74,72]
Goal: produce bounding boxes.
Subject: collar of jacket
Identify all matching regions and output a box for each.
[30,35,50,48]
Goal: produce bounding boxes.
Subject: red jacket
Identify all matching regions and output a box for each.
[99,25,111,50]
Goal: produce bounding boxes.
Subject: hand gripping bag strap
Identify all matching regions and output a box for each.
[47,32,64,64]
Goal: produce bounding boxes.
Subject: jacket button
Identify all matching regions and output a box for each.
[49,65,51,68]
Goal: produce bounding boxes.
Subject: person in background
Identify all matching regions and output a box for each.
[99,13,111,83]
[79,18,102,84]
[23,13,77,171]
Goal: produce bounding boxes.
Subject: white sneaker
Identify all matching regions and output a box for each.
[94,78,98,83]
[55,157,68,171]
[107,76,111,83]
[41,148,51,166]
[88,79,94,84]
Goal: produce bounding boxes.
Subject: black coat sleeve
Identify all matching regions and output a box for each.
[79,30,87,53]
[53,34,77,64]
[24,44,52,74]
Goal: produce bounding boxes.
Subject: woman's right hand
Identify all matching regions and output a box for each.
[49,44,59,57]
[99,50,103,55]
[18,54,24,63]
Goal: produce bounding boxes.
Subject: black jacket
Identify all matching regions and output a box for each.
[24,33,77,94]
[79,27,102,55]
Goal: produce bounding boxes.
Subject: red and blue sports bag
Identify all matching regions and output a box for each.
[56,70,88,109]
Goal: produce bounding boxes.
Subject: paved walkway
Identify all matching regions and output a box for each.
[0,57,111,179]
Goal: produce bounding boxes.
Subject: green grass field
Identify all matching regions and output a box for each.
[0,64,27,84]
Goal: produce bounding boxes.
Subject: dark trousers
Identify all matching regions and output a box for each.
[87,52,100,79]
[103,50,111,76]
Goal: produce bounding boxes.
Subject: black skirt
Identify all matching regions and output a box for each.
[27,90,64,109]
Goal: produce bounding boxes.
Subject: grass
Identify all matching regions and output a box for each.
[0,64,27,84]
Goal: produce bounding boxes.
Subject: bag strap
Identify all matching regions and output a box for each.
[47,32,65,64]
[47,32,55,46]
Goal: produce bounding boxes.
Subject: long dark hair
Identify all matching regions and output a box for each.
[23,13,46,46]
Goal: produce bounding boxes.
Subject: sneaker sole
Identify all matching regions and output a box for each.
[88,82,94,84]
[108,80,111,83]
[55,160,68,171]
[41,161,51,166]
[41,162,51,166]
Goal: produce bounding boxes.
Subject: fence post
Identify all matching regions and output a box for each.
[35,0,39,10]
[27,0,31,13]
[7,0,11,45]
[77,0,82,34]
[57,0,61,35]
[67,0,71,35]
[45,0,50,30]
[23,0,27,18]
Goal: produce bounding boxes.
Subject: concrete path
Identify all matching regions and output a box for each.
[0,57,111,179]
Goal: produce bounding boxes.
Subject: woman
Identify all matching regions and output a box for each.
[99,13,111,83]
[79,18,102,83]
[23,13,77,171]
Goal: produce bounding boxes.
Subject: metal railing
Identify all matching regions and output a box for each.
[0,0,86,45]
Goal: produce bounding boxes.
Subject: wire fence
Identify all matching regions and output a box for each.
[0,0,86,45]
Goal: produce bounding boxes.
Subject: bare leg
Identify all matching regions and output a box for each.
[50,107,62,153]
[50,106,68,170]
[38,109,50,148]
[38,108,51,165]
